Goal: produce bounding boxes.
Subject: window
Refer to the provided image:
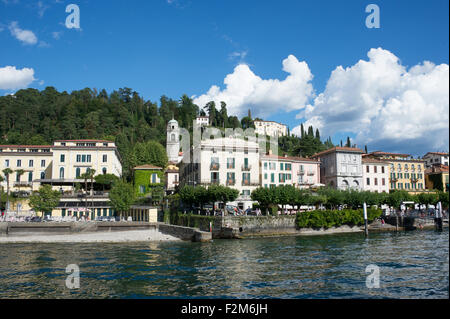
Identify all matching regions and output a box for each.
[279,173,285,183]
[16,173,20,182]
[82,155,86,163]
[285,163,292,171]
[60,167,64,179]
[29,160,33,167]
[366,166,370,173]
[5,159,9,167]
[382,178,385,186]
[374,166,377,173]
[76,168,81,178]
[151,173,157,184]
[271,173,275,183]
[102,167,107,174]
[264,162,268,170]
[103,155,107,163]
[28,172,32,182]
[382,166,385,174]
[17,160,21,167]
[210,172,218,184]
[76,155,81,162]
[60,154,65,162]
[40,172,45,179]
[280,163,284,170]
[366,178,370,185]
[227,172,235,185]
[41,160,46,167]
[244,158,249,169]
[87,155,91,163]
[374,178,378,186]
[139,185,145,193]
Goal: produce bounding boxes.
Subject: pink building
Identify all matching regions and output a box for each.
[260,154,321,189]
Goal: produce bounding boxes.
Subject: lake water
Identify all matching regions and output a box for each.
[0,229,448,299]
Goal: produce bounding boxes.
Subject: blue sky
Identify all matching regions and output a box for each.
[0,0,449,155]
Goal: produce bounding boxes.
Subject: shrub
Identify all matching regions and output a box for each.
[295,208,381,229]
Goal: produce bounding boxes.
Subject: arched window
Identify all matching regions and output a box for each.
[76,168,81,178]
[353,180,359,186]
[342,180,349,189]
[60,167,64,179]
[102,167,107,174]
[40,172,45,179]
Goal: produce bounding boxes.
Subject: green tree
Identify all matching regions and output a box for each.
[109,181,135,217]
[29,185,61,217]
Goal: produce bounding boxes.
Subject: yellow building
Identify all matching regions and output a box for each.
[425,164,449,192]
[365,151,426,193]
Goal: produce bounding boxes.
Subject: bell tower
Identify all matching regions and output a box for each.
[167,118,180,163]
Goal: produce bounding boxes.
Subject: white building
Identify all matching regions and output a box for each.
[260,153,321,189]
[362,157,389,193]
[0,140,122,193]
[180,136,260,210]
[0,145,53,192]
[423,152,449,168]
[165,163,179,195]
[311,147,364,190]
[196,116,210,127]
[254,120,288,138]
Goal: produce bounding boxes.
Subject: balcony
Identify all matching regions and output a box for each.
[410,176,419,182]
[241,165,252,171]
[13,181,32,187]
[298,170,305,175]
[210,163,220,171]
[241,180,260,186]
[307,171,315,176]
[226,180,236,186]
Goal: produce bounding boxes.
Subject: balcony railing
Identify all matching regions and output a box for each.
[307,171,315,176]
[298,170,305,175]
[210,163,220,170]
[241,180,259,186]
[241,165,251,171]
[13,181,32,187]
[226,180,236,186]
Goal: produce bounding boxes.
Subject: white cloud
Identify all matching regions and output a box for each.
[9,21,38,45]
[294,48,449,154]
[193,55,314,118]
[0,65,35,90]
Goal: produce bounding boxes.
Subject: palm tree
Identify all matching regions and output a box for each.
[15,169,25,195]
[2,168,13,214]
[80,169,96,219]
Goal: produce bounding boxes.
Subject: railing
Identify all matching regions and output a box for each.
[307,171,315,176]
[241,180,259,186]
[13,182,32,187]
[297,170,305,175]
[241,165,251,171]
[226,180,236,186]
[210,163,220,170]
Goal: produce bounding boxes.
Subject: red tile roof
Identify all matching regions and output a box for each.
[368,151,410,157]
[262,154,319,163]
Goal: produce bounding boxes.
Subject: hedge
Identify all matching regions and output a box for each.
[296,208,382,229]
